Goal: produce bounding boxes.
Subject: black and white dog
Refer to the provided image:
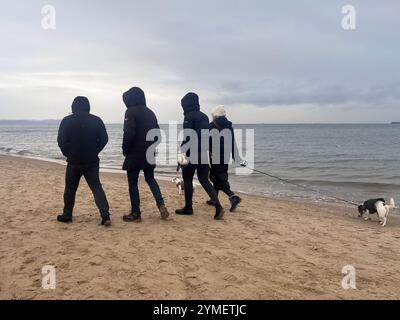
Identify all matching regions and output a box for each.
[358,198,396,227]
[172,177,196,195]
[172,177,184,195]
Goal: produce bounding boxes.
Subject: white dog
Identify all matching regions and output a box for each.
[172,177,197,195]
[172,177,185,195]
[358,198,396,227]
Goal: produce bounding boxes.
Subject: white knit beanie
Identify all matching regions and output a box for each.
[211,105,226,120]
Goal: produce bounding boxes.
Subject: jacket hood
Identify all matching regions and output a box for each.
[71,96,90,114]
[214,116,232,130]
[123,87,146,108]
[181,92,200,114]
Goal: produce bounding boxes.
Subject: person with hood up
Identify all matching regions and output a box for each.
[121,87,169,222]
[175,92,225,220]
[57,96,111,226]
[208,105,242,212]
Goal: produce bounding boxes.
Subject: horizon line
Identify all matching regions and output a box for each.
[0,119,397,125]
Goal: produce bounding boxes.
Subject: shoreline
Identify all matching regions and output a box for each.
[0,152,362,211]
[1,153,399,220]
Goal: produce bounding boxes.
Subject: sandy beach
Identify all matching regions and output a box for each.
[0,154,399,300]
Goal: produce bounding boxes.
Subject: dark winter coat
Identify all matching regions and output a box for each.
[209,116,238,169]
[57,96,108,165]
[122,87,160,171]
[180,92,210,165]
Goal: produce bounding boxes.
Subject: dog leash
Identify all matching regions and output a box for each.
[240,164,360,207]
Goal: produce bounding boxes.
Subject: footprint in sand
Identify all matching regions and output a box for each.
[58,261,70,269]
[138,288,150,295]
[21,230,34,236]
[88,255,103,266]
[23,257,37,265]
[158,259,169,264]
[223,274,238,282]
[185,275,204,288]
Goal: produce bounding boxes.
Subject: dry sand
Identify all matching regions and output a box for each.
[0,154,399,300]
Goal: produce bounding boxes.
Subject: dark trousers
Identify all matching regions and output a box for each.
[127,166,164,215]
[210,164,235,198]
[182,164,220,208]
[63,163,110,217]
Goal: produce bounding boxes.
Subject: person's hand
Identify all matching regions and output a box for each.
[178,153,189,167]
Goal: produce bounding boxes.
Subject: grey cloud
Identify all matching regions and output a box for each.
[0,0,399,123]
[206,80,400,108]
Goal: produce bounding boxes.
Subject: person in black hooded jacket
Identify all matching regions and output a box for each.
[57,96,111,226]
[175,92,225,220]
[208,105,242,212]
[121,87,169,222]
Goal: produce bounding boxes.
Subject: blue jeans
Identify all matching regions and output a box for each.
[127,167,164,215]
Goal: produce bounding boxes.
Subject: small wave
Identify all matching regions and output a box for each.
[290,179,400,190]
[54,156,67,160]
[0,147,13,153]
[0,147,33,156]
[16,150,32,156]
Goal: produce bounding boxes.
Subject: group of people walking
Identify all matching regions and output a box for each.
[56,87,242,226]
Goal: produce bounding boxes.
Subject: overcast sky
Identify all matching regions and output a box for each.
[0,0,399,123]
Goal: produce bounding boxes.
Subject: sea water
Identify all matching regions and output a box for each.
[0,123,399,207]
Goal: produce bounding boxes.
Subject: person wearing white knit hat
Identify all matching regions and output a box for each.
[211,105,226,120]
[208,105,242,212]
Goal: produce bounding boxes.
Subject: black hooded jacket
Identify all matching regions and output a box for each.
[57,96,108,165]
[180,92,210,164]
[209,116,238,167]
[122,87,160,171]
